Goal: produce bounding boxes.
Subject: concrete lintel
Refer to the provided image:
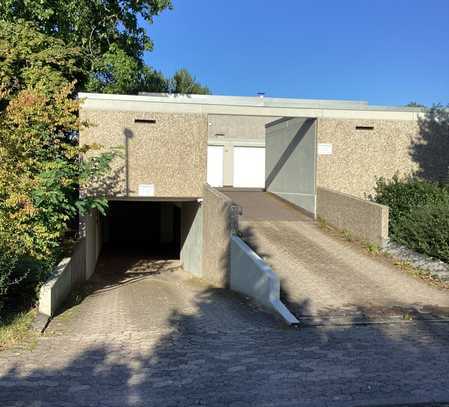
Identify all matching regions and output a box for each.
[208,139,265,148]
[79,94,422,121]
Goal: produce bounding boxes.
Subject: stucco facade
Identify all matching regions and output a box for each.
[80,109,208,198]
[316,118,420,198]
[208,114,279,142]
[79,93,425,201]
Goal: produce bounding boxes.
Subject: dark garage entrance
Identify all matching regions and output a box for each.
[86,199,202,289]
[101,200,182,259]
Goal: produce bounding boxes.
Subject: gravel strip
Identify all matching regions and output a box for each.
[383,241,449,282]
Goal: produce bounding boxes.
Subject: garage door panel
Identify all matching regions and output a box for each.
[233,147,265,188]
[207,146,224,187]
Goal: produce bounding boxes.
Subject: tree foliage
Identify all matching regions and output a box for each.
[170,69,210,95]
[85,45,168,94]
[410,104,449,183]
[405,101,426,108]
[0,0,210,95]
[0,20,82,103]
[0,21,117,311]
[0,0,172,60]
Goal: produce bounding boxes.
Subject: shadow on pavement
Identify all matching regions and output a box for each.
[2,234,449,406]
[1,282,449,406]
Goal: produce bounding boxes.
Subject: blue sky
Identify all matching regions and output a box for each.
[143,0,449,106]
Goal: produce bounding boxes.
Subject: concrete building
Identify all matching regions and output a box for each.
[68,92,427,320]
[80,92,423,198]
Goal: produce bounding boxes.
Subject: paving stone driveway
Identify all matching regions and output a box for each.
[224,191,449,324]
[1,248,449,406]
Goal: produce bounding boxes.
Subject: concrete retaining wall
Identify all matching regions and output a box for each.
[39,208,103,317]
[180,202,203,278]
[84,209,102,280]
[316,187,389,247]
[70,239,86,287]
[202,185,239,287]
[230,236,299,325]
[39,238,86,317]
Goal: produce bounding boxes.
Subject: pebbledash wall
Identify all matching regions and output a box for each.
[80,109,208,198]
[316,118,419,198]
[79,94,428,241]
[79,93,424,201]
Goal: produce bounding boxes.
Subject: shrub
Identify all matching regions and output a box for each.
[0,21,117,315]
[394,205,449,262]
[373,176,449,262]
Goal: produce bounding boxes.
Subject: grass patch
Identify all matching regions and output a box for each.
[317,216,331,230]
[342,229,353,242]
[392,259,449,289]
[362,241,381,255]
[316,216,449,289]
[0,307,37,351]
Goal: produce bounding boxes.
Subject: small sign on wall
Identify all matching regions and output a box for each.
[138,184,155,197]
[318,143,333,155]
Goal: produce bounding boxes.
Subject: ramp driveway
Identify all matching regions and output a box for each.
[224,191,449,324]
[2,246,449,405]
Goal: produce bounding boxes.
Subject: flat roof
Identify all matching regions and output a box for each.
[78,92,424,121]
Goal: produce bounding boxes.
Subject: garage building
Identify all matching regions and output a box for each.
[78,92,425,282]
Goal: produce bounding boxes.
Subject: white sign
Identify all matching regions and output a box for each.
[318,143,333,155]
[138,184,155,197]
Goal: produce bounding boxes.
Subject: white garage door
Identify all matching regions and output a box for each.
[233,147,265,188]
[207,146,224,187]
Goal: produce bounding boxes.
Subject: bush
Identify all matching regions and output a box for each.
[373,176,449,262]
[394,205,449,262]
[0,21,117,316]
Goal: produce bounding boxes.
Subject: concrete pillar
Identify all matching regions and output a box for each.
[223,142,234,187]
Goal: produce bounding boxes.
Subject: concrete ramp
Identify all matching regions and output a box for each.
[224,190,449,325]
[48,246,280,336]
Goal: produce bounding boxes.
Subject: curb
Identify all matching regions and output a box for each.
[31,312,51,334]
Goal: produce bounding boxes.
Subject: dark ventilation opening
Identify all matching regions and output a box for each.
[355,125,374,131]
[101,201,181,259]
[134,118,156,124]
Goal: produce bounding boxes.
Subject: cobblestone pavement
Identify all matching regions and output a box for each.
[224,191,449,323]
[1,249,449,406]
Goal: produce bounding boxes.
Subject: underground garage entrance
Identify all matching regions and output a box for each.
[87,199,203,286]
[102,200,182,258]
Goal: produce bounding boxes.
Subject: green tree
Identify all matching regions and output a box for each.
[0,1,210,95]
[0,0,171,62]
[85,45,169,94]
[410,103,449,183]
[0,21,117,311]
[405,101,426,108]
[169,68,210,95]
